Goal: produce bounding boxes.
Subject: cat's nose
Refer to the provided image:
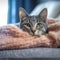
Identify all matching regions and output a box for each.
[31,29,35,33]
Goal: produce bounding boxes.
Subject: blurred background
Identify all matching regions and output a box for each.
[0,0,60,26]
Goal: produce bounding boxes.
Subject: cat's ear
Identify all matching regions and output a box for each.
[39,8,47,22]
[19,7,28,20]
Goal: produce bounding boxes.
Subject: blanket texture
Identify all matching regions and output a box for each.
[0,19,60,50]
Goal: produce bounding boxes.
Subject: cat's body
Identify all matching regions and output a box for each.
[16,7,48,36]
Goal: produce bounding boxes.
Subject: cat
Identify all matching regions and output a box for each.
[16,7,48,36]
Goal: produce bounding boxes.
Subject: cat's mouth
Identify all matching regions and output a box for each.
[28,31,40,37]
[30,30,47,36]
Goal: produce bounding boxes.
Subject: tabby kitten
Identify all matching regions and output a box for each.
[19,7,48,36]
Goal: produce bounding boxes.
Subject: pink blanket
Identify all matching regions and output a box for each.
[0,19,60,50]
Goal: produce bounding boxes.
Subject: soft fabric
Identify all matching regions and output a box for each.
[0,19,60,50]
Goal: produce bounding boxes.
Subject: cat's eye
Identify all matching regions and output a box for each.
[37,23,43,29]
[24,23,31,27]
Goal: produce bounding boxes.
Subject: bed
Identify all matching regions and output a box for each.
[0,19,60,58]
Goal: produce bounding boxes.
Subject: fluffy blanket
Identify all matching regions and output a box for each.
[0,19,60,50]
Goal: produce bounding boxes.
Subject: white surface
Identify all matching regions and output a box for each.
[30,1,60,19]
[0,0,8,26]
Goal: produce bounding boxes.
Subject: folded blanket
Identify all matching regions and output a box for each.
[0,19,60,50]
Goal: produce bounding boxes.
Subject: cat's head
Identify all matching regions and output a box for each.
[19,7,48,36]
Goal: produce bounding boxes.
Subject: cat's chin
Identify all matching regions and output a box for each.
[28,32,39,37]
[31,33,41,37]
